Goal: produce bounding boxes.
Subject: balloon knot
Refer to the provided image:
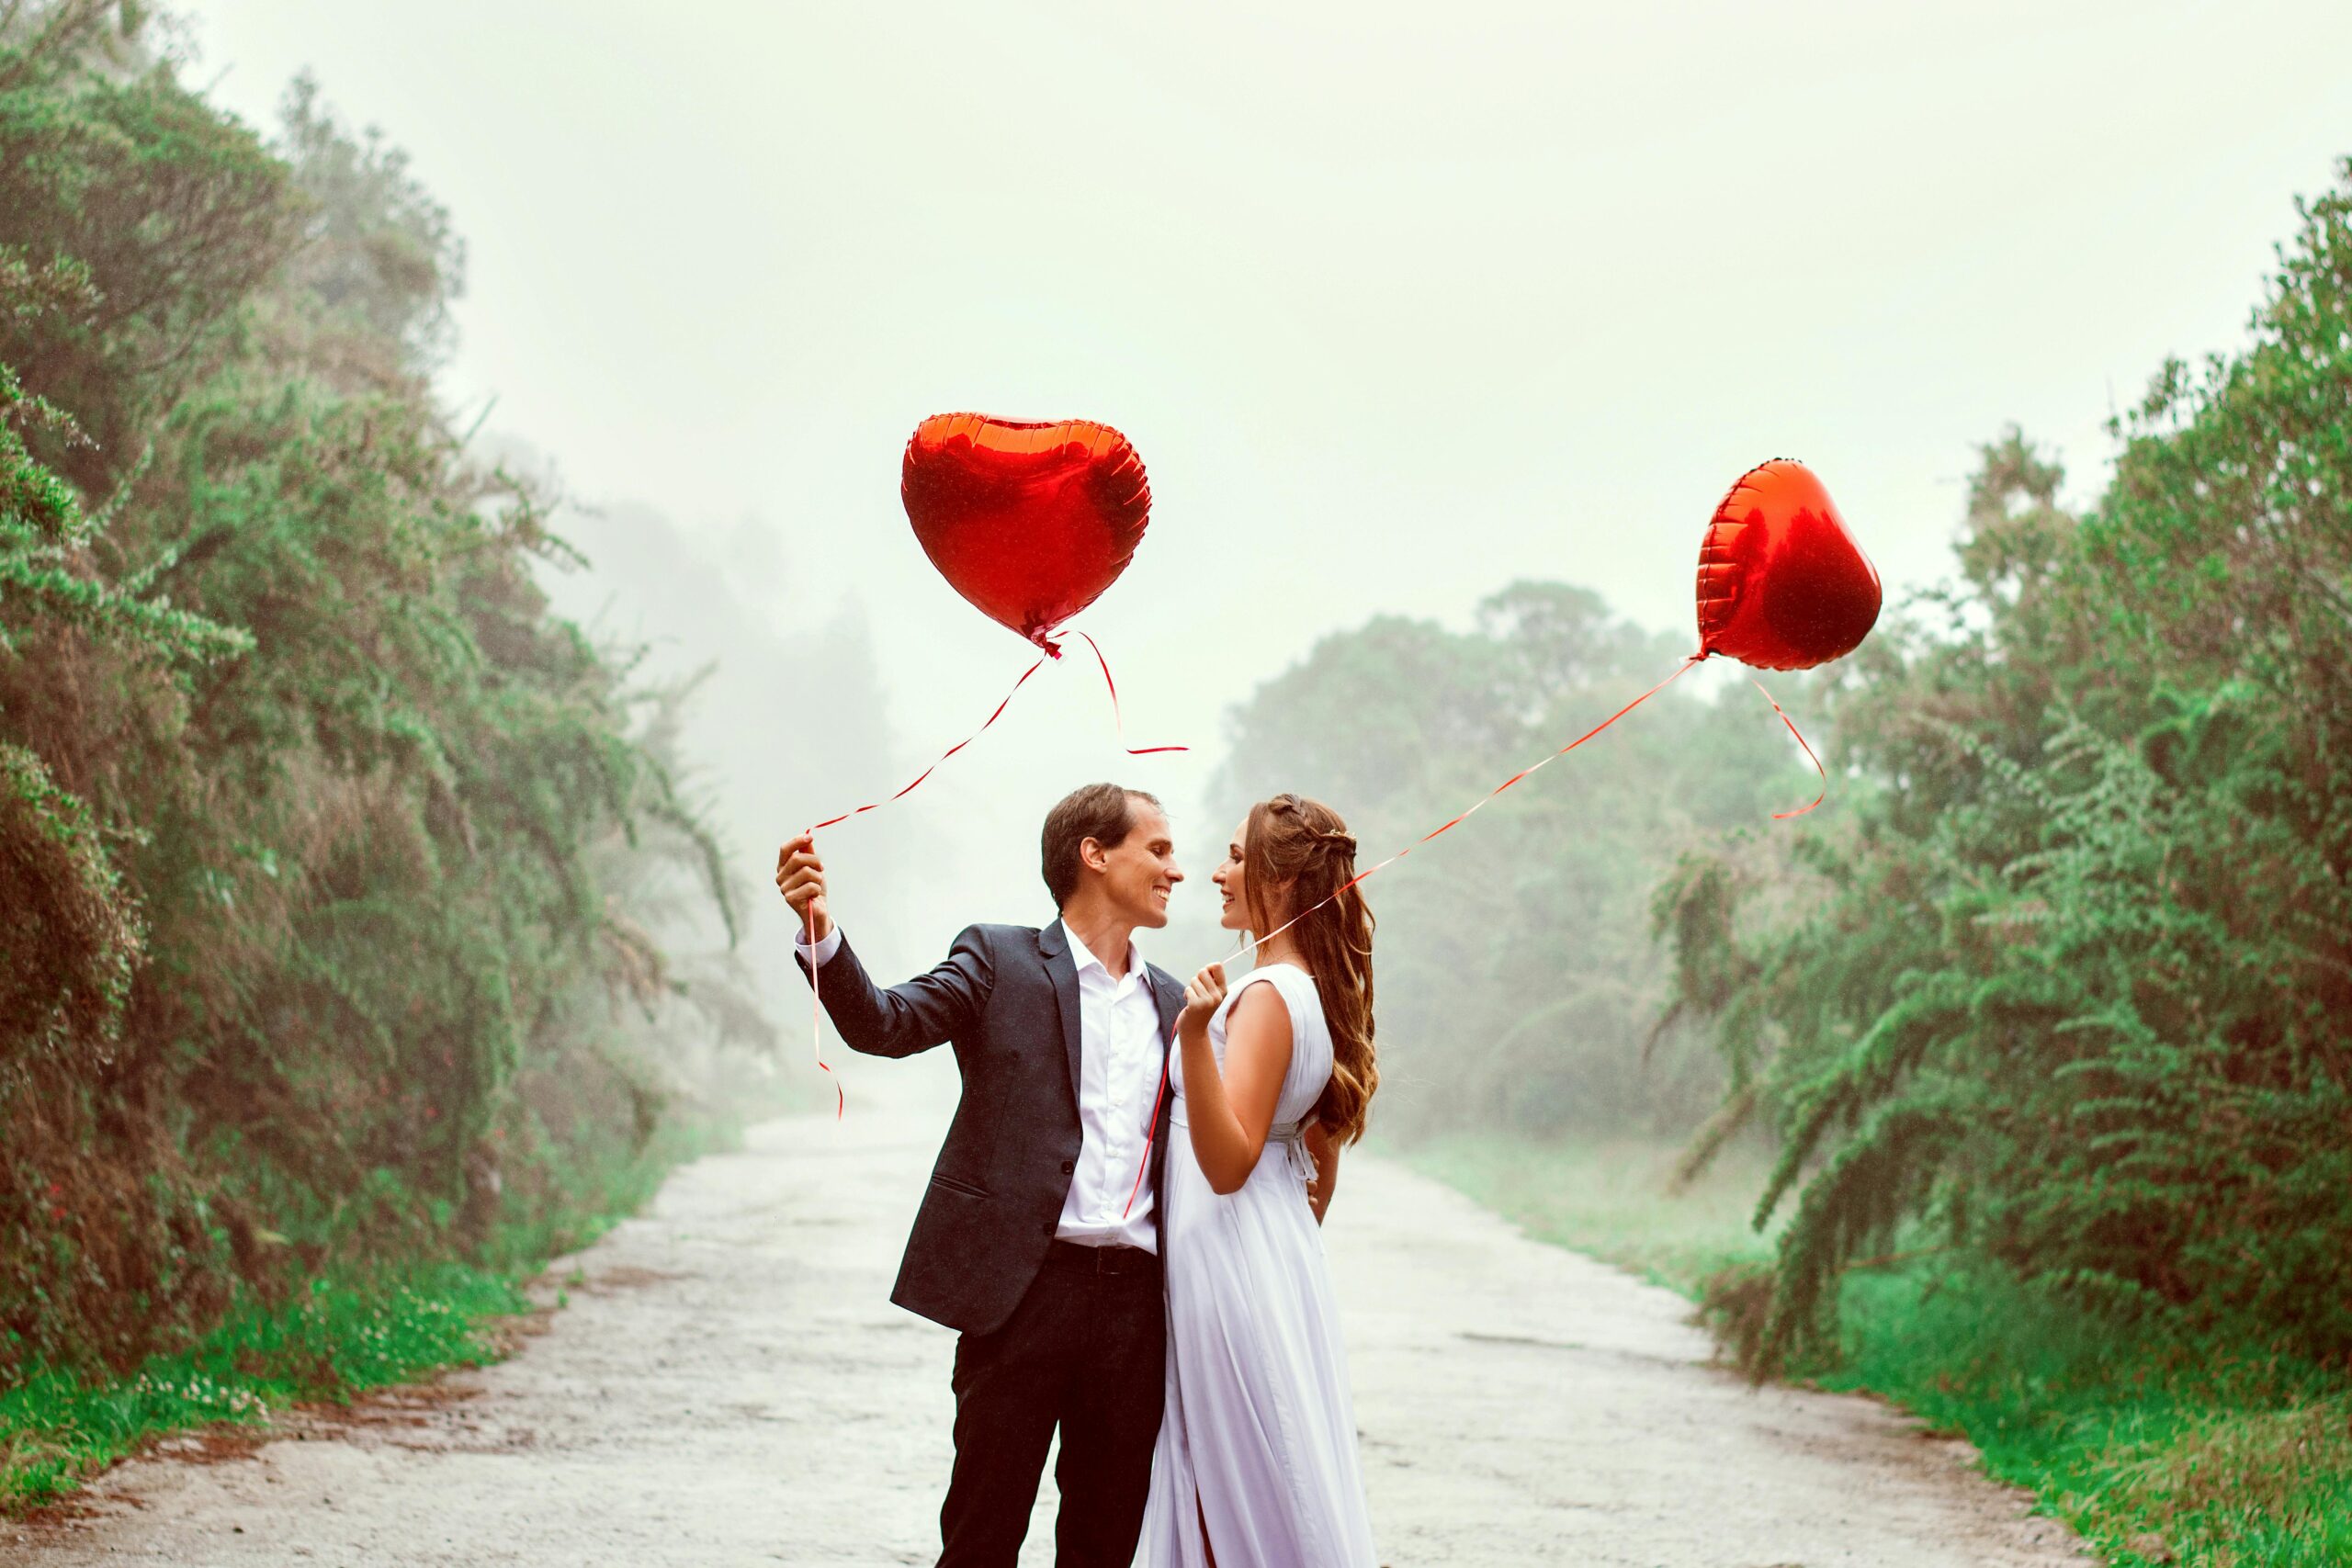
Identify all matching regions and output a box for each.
[1032,632,1065,659]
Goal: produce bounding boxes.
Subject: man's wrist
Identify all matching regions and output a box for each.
[796,923,843,966]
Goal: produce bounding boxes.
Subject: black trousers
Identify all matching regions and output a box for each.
[939,1245,1166,1568]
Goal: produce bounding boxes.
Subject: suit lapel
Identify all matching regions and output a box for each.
[1038,921,1084,1112]
[1148,965,1182,1055]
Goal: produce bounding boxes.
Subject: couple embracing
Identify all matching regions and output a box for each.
[775,783,1380,1567]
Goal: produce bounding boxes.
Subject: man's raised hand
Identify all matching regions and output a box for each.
[775,832,833,942]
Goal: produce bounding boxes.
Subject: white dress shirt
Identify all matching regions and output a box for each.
[795,919,1165,1251]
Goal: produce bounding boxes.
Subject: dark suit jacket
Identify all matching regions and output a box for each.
[797,920,1183,1336]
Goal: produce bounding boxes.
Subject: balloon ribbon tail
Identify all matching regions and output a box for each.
[1075,630,1187,756]
[1748,675,1828,818]
[800,651,1060,1116]
[808,924,842,1122]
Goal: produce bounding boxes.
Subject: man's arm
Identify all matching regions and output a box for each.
[796,925,990,1058]
[777,832,988,1057]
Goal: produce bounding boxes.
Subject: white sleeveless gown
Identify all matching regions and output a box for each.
[1138,962,1378,1566]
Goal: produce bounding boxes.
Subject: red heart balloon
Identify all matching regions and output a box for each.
[1695,459,1882,671]
[900,413,1151,651]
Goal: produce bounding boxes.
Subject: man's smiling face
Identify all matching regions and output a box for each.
[1096,799,1181,930]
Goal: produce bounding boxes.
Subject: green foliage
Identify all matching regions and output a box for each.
[1817,1269,2352,1568]
[1656,161,2352,1382]
[0,741,134,1059]
[0,1262,527,1513]
[1213,580,1814,1140]
[0,0,766,1388]
[0,3,300,492]
[0,263,253,664]
[273,71,466,369]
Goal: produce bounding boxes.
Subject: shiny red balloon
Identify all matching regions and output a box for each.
[900,413,1151,651]
[1695,459,1882,671]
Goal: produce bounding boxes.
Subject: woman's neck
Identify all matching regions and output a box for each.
[1253,932,1306,972]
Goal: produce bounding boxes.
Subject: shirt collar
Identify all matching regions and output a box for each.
[1058,918,1140,987]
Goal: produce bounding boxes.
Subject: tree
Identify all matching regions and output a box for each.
[1655,162,2352,1374]
[0,3,752,1373]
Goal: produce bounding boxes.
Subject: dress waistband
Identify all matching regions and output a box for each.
[1170,1112,1317,1185]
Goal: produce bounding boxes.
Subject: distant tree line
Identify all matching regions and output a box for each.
[1210,581,1813,1145]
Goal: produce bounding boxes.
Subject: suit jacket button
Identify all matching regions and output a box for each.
[1060,1160,1076,1175]
[1041,1220,1056,1236]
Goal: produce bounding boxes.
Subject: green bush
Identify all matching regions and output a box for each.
[1655,164,2352,1375]
[0,0,763,1382]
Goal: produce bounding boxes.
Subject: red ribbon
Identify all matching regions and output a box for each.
[1748,674,1828,818]
[1074,631,1188,757]
[808,654,1052,835]
[1121,653,1832,1214]
[795,635,1821,1164]
[1123,1047,1172,1220]
[801,652,1054,1121]
[1125,653,1705,1215]
[809,952,842,1122]
[803,630,1185,1119]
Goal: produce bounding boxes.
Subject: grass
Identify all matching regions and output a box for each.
[0,1265,526,1514]
[1402,1129,2352,1568]
[0,1106,761,1517]
[1393,1128,1782,1293]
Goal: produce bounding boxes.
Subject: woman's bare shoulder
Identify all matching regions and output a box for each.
[1227,972,1296,1032]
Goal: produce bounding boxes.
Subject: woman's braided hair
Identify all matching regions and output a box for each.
[1243,793,1378,1144]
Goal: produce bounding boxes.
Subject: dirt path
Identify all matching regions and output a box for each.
[3,1075,2089,1566]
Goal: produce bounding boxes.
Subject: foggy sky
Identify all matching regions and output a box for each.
[188,0,2352,1006]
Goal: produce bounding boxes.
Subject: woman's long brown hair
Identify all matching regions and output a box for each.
[1242,794,1377,1145]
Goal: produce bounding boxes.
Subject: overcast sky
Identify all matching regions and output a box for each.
[187,1,2352,998]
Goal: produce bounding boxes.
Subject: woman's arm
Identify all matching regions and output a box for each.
[1305,1121,1341,1224]
[1177,969,1294,1195]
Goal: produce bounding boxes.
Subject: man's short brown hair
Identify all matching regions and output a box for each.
[1041,784,1159,908]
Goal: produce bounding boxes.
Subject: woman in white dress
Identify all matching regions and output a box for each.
[1139,792,1381,1567]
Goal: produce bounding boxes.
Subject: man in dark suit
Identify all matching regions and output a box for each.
[774,783,1186,1568]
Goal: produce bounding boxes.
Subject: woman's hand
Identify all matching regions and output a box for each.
[1180,962,1227,1041]
[1178,976,1293,1195]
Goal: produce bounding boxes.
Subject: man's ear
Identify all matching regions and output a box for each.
[1079,837,1110,875]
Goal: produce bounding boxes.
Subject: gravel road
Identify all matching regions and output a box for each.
[3,1067,2090,1566]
